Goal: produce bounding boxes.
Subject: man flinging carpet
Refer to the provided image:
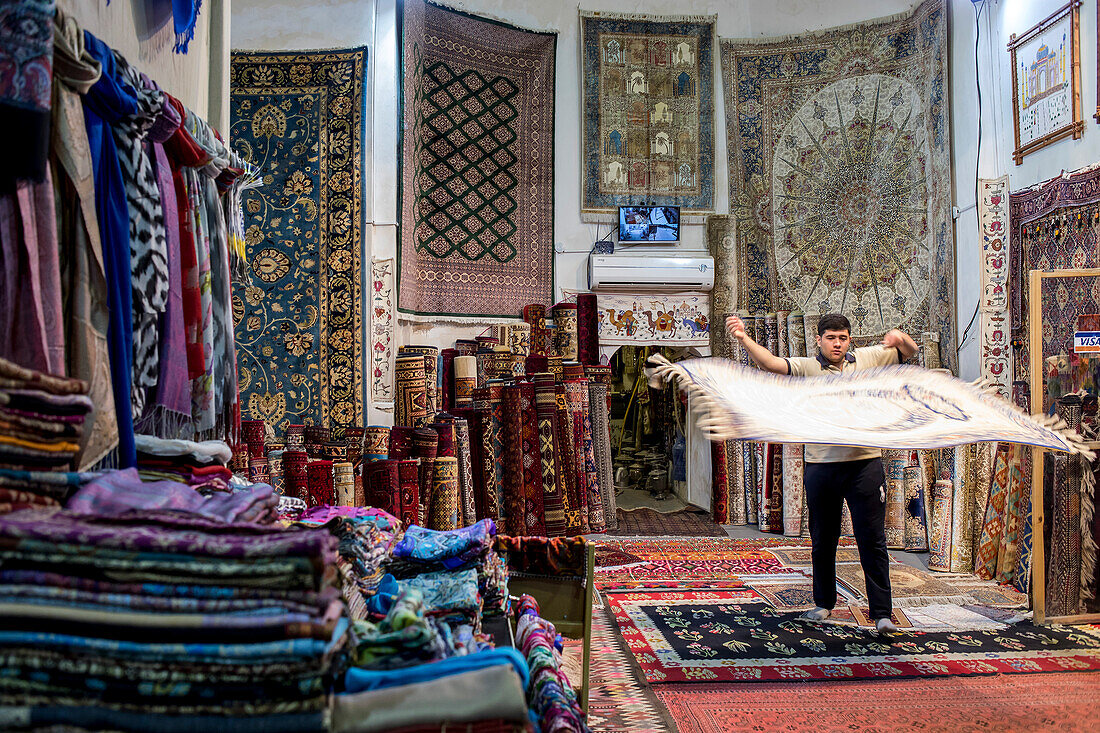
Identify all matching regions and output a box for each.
[726,313,918,633]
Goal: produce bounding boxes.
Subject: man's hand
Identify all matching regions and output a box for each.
[881,329,904,349]
[726,315,748,341]
[881,329,919,360]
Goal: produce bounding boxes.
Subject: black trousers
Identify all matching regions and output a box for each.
[804,457,892,620]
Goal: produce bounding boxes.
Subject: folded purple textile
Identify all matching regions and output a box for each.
[66,468,277,524]
[297,505,398,528]
[0,506,336,559]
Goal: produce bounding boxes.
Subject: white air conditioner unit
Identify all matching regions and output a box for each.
[587,253,714,292]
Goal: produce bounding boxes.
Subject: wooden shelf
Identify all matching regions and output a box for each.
[1046,613,1100,625]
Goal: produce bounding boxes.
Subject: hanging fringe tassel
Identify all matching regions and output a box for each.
[174,0,204,54]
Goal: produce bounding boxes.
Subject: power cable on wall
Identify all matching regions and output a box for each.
[957,0,986,356]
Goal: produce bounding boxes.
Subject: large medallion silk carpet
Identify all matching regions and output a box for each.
[608,590,1100,682]
[720,0,954,362]
[655,673,1100,733]
[230,48,367,431]
[399,0,555,319]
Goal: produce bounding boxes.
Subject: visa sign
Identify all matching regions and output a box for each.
[1074,331,1100,353]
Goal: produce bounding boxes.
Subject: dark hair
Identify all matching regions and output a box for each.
[817,313,851,336]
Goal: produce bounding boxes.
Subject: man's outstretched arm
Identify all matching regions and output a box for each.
[725,315,790,375]
[882,329,919,361]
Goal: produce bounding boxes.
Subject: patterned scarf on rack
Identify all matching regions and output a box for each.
[111,52,167,422]
[185,109,237,438]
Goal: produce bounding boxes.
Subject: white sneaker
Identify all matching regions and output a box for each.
[875,617,899,634]
[800,607,831,621]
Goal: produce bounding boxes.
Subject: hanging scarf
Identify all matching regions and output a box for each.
[0,0,55,187]
[81,31,138,468]
[0,171,64,377]
[185,157,214,433]
[140,76,191,432]
[111,51,168,423]
[162,97,214,432]
[51,9,118,469]
[173,0,201,54]
[186,109,234,436]
[162,95,207,382]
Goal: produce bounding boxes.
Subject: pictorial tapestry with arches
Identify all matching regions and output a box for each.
[581,10,716,219]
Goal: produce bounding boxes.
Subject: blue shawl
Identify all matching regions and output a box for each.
[81,31,137,468]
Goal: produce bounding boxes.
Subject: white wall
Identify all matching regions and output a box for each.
[59,0,226,124]
[227,0,1100,408]
[378,0,917,409]
[951,0,1100,381]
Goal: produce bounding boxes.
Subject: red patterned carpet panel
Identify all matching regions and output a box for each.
[655,673,1100,733]
[608,507,728,537]
[562,606,672,733]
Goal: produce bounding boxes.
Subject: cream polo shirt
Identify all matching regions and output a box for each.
[785,345,901,464]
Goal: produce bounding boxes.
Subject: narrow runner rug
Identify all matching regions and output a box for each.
[399,0,555,319]
[978,176,1012,399]
[903,463,929,551]
[883,452,907,548]
[230,48,367,431]
[369,258,395,404]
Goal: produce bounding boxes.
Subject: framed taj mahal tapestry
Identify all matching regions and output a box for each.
[1008,0,1083,163]
[580,10,716,220]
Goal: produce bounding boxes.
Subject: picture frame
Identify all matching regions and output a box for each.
[1008,0,1083,164]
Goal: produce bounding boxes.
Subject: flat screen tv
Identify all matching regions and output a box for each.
[618,205,680,242]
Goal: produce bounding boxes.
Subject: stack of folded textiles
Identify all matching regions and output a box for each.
[333,647,532,733]
[135,435,235,494]
[65,467,280,524]
[350,583,488,670]
[292,505,404,619]
[515,594,587,733]
[0,509,349,733]
[0,469,96,514]
[387,519,510,625]
[0,359,93,512]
